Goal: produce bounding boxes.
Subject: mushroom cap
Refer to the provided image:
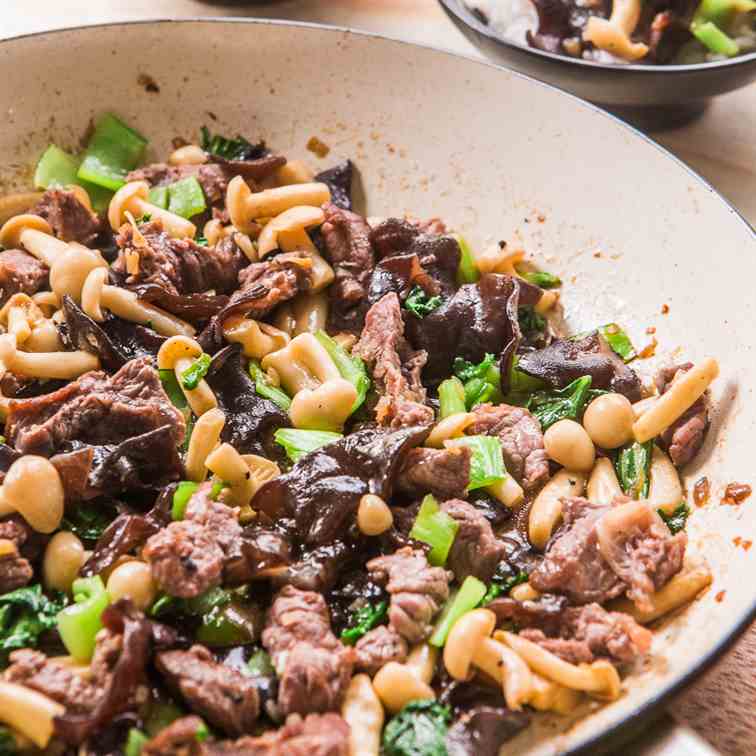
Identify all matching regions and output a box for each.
[443,608,496,680]
[108,180,149,231]
[0,213,52,248]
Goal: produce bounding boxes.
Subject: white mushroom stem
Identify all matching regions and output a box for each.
[0,333,99,380]
[0,215,67,266]
[583,0,649,61]
[81,267,195,337]
[0,681,64,748]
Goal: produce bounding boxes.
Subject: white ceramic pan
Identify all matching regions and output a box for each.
[0,19,753,754]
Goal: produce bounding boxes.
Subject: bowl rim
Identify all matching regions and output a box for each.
[439,0,756,74]
[1,17,755,753]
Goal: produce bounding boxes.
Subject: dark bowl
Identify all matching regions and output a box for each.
[439,0,756,128]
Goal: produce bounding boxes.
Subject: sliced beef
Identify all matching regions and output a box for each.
[406,273,521,383]
[321,202,374,332]
[0,516,35,593]
[253,426,428,547]
[396,446,471,500]
[354,625,408,676]
[517,331,643,402]
[209,713,350,756]
[488,593,569,636]
[0,249,48,306]
[596,498,686,613]
[520,603,652,665]
[530,497,625,604]
[531,497,686,610]
[353,292,434,429]
[6,356,185,457]
[143,483,241,598]
[262,586,354,716]
[142,716,207,756]
[217,251,313,323]
[467,403,550,492]
[315,160,354,211]
[4,649,101,714]
[32,188,101,245]
[367,547,451,644]
[113,219,245,296]
[156,645,260,736]
[441,499,506,583]
[655,363,710,467]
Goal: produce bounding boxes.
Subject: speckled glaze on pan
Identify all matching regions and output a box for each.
[0,19,753,755]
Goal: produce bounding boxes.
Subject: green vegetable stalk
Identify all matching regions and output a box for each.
[691,21,740,55]
[528,375,593,430]
[453,235,480,285]
[341,601,388,645]
[480,570,529,605]
[404,286,443,319]
[172,481,200,520]
[165,176,207,219]
[599,324,637,362]
[180,353,212,391]
[274,428,343,463]
[453,353,502,409]
[249,360,292,410]
[77,113,148,191]
[148,185,169,210]
[616,440,654,499]
[437,377,467,419]
[315,330,371,412]
[445,435,505,490]
[125,728,149,756]
[409,495,460,567]
[200,127,258,161]
[159,369,188,409]
[517,267,562,289]
[57,576,111,662]
[430,576,487,647]
[383,700,452,756]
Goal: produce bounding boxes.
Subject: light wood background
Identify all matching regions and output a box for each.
[3,2,755,754]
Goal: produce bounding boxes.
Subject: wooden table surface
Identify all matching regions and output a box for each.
[4,2,755,754]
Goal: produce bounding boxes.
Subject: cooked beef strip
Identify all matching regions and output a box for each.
[530,497,625,604]
[353,292,434,428]
[157,645,260,736]
[396,446,471,500]
[0,515,36,593]
[494,597,652,664]
[32,188,101,245]
[143,483,242,598]
[530,497,686,610]
[0,249,49,306]
[655,363,710,467]
[441,499,506,583]
[207,712,351,756]
[596,498,686,613]
[354,624,408,676]
[6,356,185,457]
[141,716,207,756]
[321,202,375,333]
[367,547,452,644]
[262,586,354,716]
[217,251,313,324]
[5,649,101,714]
[517,331,643,402]
[467,402,550,492]
[113,219,245,296]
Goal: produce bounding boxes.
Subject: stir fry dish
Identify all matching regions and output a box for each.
[0,113,721,755]
[465,0,756,63]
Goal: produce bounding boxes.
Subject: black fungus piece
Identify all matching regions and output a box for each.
[253,425,428,546]
[516,331,642,401]
[406,273,521,383]
[205,345,291,460]
[315,160,354,211]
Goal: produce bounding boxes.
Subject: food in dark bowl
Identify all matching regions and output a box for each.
[464,0,756,64]
[0,112,731,753]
